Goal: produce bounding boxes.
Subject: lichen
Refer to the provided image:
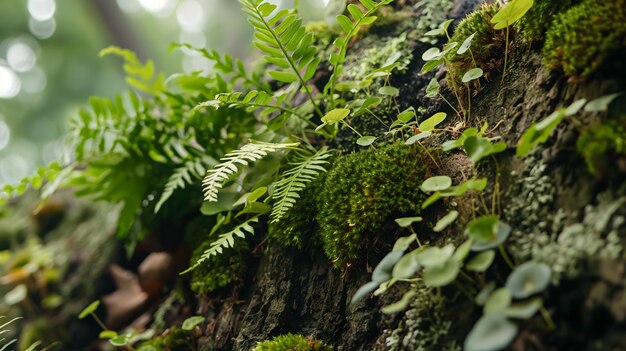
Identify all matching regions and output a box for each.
[515,0,580,42]
[252,333,333,351]
[542,0,626,77]
[446,3,506,90]
[316,144,432,266]
[505,158,624,284]
[414,0,455,45]
[342,32,412,83]
[384,284,460,351]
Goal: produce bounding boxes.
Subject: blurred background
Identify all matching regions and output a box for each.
[0,0,334,186]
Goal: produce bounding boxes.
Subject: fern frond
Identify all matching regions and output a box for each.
[155,156,214,213]
[239,0,322,116]
[100,46,165,95]
[0,316,21,351]
[202,141,300,202]
[326,0,394,98]
[182,216,259,273]
[196,91,316,128]
[270,147,333,223]
[170,43,266,89]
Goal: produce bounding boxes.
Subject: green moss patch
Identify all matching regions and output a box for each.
[543,0,626,77]
[253,333,332,351]
[317,144,433,266]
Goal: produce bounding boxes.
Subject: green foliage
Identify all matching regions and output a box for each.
[268,173,326,249]
[446,3,505,87]
[240,0,320,113]
[271,148,333,223]
[202,141,299,202]
[187,222,249,294]
[515,0,579,42]
[155,157,214,213]
[99,46,165,95]
[326,0,394,100]
[577,119,626,174]
[543,0,626,77]
[252,333,332,351]
[138,328,195,351]
[317,144,431,266]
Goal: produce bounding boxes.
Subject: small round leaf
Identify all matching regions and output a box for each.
[394,216,422,228]
[78,300,100,319]
[505,261,552,299]
[351,281,380,304]
[464,314,518,351]
[466,250,496,272]
[423,259,461,287]
[420,176,452,192]
[433,210,459,232]
[373,250,405,283]
[462,68,484,83]
[182,316,205,330]
[356,136,377,146]
[484,288,512,314]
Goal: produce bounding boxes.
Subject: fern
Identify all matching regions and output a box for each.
[270,148,333,223]
[0,316,41,351]
[202,141,300,202]
[99,46,165,95]
[182,216,259,274]
[170,43,267,90]
[197,90,315,128]
[0,162,63,206]
[239,0,323,116]
[326,0,394,101]
[155,156,215,213]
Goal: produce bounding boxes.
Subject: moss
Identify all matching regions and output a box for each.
[268,175,326,249]
[446,3,506,90]
[515,0,580,42]
[138,328,195,351]
[577,118,626,174]
[317,144,432,266]
[543,0,626,77]
[252,333,332,351]
[384,284,460,351]
[185,216,248,295]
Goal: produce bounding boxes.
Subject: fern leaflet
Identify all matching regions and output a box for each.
[326,0,394,100]
[270,147,333,223]
[155,156,215,213]
[182,216,259,273]
[239,0,322,116]
[196,90,316,128]
[202,141,299,202]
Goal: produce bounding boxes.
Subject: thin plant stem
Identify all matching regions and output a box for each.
[437,92,460,117]
[501,25,510,84]
[466,85,472,121]
[540,305,556,330]
[498,245,516,270]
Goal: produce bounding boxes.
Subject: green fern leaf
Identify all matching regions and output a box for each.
[196,90,316,127]
[181,216,259,273]
[202,141,299,202]
[100,46,165,95]
[155,156,215,213]
[326,0,394,98]
[239,0,322,116]
[270,147,333,223]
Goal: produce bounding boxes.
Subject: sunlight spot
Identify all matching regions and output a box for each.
[7,41,37,72]
[28,0,56,21]
[0,65,21,99]
[0,120,10,151]
[176,0,205,31]
[29,18,56,39]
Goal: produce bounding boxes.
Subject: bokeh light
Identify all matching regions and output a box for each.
[7,40,38,72]
[27,0,56,21]
[0,120,10,151]
[0,65,21,99]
